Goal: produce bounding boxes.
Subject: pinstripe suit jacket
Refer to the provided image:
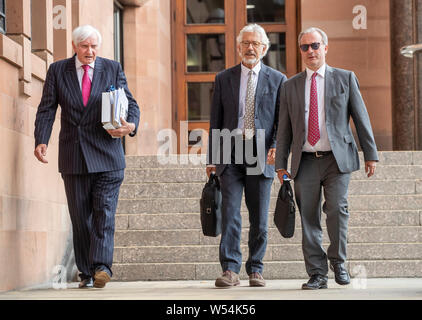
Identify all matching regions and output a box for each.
[34,56,140,174]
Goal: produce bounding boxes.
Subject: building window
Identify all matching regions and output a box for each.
[114,0,124,66]
[0,0,6,34]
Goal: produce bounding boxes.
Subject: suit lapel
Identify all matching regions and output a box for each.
[87,57,104,107]
[324,65,336,112]
[64,56,84,109]
[255,63,270,114]
[229,64,241,118]
[295,71,306,126]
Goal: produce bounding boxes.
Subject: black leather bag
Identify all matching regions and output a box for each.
[200,173,222,237]
[274,179,296,238]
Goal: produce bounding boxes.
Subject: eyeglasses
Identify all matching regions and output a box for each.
[241,41,263,48]
[299,42,321,52]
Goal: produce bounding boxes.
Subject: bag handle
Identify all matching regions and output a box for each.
[209,172,220,189]
[280,179,293,200]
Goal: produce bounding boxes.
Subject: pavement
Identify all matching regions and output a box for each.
[0,278,421,300]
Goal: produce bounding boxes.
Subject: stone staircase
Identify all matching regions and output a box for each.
[113,152,422,281]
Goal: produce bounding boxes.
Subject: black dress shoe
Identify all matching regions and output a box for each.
[330,263,350,285]
[78,277,93,288]
[302,274,328,290]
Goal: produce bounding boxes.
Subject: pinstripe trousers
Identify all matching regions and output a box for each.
[62,170,124,279]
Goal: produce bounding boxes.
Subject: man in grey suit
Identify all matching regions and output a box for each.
[207,24,287,287]
[34,25,140,289]
[275,27,378,289]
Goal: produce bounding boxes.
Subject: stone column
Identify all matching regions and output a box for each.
[32,0,54,69]
[53,0,73,61]
[6,0,31,96]
[390,0,422,150]
[416,0,422,149]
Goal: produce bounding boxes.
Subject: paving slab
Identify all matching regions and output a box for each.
[0,278,421,300]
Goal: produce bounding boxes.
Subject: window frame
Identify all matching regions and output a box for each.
[0,0,6,34]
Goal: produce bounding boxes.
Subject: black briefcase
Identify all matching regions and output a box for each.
[200,172,222,237]
[274,179,296,238]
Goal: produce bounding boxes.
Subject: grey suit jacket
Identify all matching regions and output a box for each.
[207,63,287,178]
[275,65,378,178]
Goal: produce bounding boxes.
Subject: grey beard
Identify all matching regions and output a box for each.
[242,57,259,65]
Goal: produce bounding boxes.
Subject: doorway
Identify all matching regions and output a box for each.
[171,0,299,152]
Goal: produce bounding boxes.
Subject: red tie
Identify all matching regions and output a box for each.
[308,72,320,146]
[82,65,91,106]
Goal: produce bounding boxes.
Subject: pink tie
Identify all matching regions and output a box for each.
[82,65,91,106]
[307,72,320,146]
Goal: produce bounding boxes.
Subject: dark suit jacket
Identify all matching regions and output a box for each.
[34,56,140,174]
[207,63,287,178]
[275,65,378,178]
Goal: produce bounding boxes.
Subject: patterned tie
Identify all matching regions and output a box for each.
[82,65,91,106]
[244,70,256,139]
[307,72,320,146]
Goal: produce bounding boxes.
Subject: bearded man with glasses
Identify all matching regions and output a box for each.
[275,27,378,290]
[206,24,287,288]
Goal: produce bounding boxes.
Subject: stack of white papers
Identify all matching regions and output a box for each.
[102,88,128,135]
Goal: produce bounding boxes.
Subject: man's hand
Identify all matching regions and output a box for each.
[106,118,136,138]
[277,169,291,185]
[365,160,377,178]
[206,166,216,178]
[34,144,48,164]
[267,148,276,165]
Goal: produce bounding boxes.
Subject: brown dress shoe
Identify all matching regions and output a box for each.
[215,270,240,288]
[249,272,266,287]
[94,271,111,288]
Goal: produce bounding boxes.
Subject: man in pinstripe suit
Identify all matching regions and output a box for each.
[34,25,140,289]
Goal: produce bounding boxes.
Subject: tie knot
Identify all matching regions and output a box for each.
[312,72,317,79]
[82,65,90,72]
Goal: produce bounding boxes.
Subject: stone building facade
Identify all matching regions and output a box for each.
[0,0,418,291]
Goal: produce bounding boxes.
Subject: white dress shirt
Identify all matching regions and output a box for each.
[238,62,261,130]
[207,62,261,168]
[75,57,95,90]
[302,63,332,152]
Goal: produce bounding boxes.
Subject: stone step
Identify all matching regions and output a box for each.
[115,152,422,281]
[116,195,422,214]
[122,165,422,184]
[112,259,422,281]
[113,243,422,264]
[125,152,422,169]
[114,226,422,247]
[119,180,420,199]
[115,211,421,231]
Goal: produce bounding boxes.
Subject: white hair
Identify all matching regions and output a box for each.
[72,25,102,47]
[237,24,270,57]
[298,27,328,46]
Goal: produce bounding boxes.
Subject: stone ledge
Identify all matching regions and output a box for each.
[0,34,23,67]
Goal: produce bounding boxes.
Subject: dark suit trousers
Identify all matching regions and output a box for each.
[62,170,124,279]
[218,139,273,275]
[294,153,350,277]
